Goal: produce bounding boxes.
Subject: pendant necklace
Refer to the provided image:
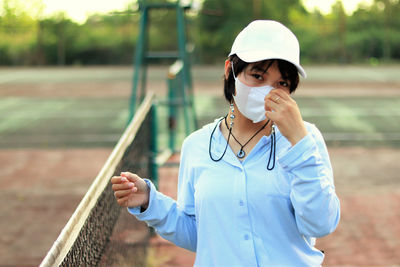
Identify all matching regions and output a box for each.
[224,117,270,159]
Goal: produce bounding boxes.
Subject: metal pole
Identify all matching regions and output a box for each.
[150,103,158,189]
[176,4,191,135]
[167,77,177,152]
[129,5,148,123]
[176,3,197,131]
[139,8,149,103]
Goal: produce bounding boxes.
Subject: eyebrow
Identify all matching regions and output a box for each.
[250,65,267,73]
[249,63,288,82]
[250,60,275,74]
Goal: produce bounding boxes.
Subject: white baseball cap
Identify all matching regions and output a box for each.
[229,20,307,78]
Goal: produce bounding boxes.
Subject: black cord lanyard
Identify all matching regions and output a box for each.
[224,117,270,159]
[267,125,276,170]
[209,116,231,162]
[208,116,276,170]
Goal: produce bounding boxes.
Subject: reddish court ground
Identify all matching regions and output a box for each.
[1,147,399,266]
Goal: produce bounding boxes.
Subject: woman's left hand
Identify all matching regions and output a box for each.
[265,89,308,146]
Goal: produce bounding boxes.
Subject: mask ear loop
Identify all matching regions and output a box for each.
[231,61,237,79]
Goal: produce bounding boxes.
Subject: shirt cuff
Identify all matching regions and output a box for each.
[278,133,316,171]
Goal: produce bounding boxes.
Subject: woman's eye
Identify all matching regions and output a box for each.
[252,74,263,80]
[279,81,289,87]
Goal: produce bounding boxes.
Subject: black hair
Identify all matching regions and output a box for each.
[223,55,300,103]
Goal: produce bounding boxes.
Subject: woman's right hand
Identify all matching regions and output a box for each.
[111,172,150,209]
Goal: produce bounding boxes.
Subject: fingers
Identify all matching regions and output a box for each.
[112,181,135,191]
[111,172,141,185]
[111,175,138,199]
[265,89,289,104]
[111,175,128,184]
[265,96,284,114]
[265,88,293,112]
[111,172,141,187]
[111,178,138,207]
[114,188,137,198]
[121,172,140,182]
[264,89,292,122]
[271,88,290,99]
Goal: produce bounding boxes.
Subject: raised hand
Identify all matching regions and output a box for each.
[265,89,308,146]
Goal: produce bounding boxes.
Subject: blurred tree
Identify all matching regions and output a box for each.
[347,0,400,62]
[0,0,399,65]
[72,13,138,65]
[0,0,39,64]
[195,0,306,63]
[38,13,80,65]
[287,6,322,64]
[332,0,347,62]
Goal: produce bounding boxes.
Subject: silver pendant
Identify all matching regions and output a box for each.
[237,149,245,158]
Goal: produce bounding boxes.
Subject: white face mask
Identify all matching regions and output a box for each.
[231,63,273,123]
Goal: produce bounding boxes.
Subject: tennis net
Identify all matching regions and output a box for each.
[40,93,156,267]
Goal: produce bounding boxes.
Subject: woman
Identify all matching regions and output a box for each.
[111,20,340,266]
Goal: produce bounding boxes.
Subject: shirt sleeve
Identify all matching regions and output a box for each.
[127,139,197,251]
[278,124,340,238]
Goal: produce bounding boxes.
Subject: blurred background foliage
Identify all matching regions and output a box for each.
[0,0,399,65]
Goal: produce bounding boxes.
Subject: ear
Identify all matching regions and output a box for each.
[224,60,231,80]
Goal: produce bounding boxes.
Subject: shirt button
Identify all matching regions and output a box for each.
[244,234,249,240]
[239,200,244,206]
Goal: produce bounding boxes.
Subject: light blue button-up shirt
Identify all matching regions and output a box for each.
[129,119,340,267]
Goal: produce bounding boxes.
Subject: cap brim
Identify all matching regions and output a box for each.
[233,51,307,78]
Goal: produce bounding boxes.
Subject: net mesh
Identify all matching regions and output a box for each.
[98,110,154,267]
[40,95,155,267]
[61,184,121,266]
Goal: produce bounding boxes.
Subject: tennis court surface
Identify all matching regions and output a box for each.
[0,65,399,266]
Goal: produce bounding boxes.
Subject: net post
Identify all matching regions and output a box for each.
[167,63,180,152]
[150,103,159,188]
[129,4,149,122]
